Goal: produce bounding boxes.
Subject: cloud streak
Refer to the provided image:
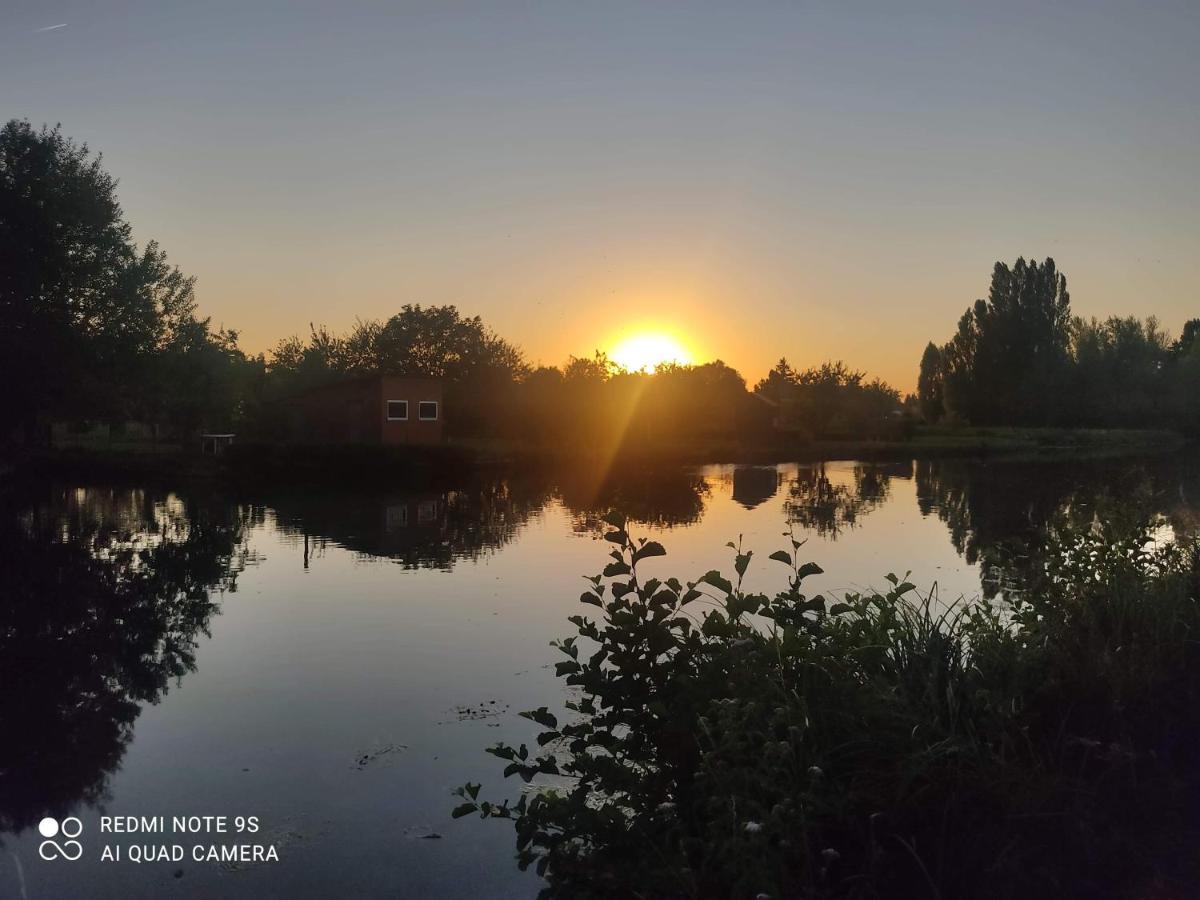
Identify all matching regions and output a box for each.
[34,23,68,33]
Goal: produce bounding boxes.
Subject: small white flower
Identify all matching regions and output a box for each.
[743,821,763,834]
[807,765,824,778]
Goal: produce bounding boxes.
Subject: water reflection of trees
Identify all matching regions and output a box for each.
[784,462,909,539]
[0,486,251,836]
[558,467,710,532]
[266,477,552,569]
[916,456,1200,599]
[263,455,1200,598]
[263,466,714,565]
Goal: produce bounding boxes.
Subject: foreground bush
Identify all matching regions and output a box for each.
[455,515,1200,898]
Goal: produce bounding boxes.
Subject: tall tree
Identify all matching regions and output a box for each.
[1174,319,1200,358]
[929,257,1072,425]
[916,342,944,422]
[0,120,202,440]
[372,304,526,380]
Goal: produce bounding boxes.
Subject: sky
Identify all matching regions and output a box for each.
[4,1,1198,390]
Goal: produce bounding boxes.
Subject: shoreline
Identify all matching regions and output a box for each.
[2,427,1188,491]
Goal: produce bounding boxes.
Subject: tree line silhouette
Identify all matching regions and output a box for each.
[5,120,1196,449]
[1,121,246,445]
[2,120,906,449]
[917,256,1200,432]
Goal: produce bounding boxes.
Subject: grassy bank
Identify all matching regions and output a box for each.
[453,425,1185,466]
[4,425,1185,490]
[902,424,1184,455]
[458,516,1200,899]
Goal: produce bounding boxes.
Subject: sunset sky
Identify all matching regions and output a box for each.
[5,1,1198,390]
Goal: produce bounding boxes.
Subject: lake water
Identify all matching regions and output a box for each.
[2,452,1198,898]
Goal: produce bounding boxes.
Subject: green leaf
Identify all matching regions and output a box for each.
[701,611,729,637]
[451,803,478,819]
[634,541,666,562]
[769,550,792,565]
[797,562,824,579]
[520,707,559,729]
[602,511,627,529]
[699,570,733,594]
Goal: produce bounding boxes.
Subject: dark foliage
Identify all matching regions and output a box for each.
[754,359,902,439]
[458,515,1200,898]
[0,119,257,442]
[0,486,250,834]
[919,257,1200,432]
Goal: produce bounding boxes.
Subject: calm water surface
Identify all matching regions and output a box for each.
[2,454,1198,898]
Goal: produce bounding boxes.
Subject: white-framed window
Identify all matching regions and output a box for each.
[418,401,439,421]
[386,400,409,421]
[385,504,408,530]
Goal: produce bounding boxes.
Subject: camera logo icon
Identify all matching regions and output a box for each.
[38,817,83,861]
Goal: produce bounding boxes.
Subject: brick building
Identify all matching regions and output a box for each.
[286,376,444,445]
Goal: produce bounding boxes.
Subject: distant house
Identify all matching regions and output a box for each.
[285,376,444,446]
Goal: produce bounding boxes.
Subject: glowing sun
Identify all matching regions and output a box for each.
[610,333,692,372]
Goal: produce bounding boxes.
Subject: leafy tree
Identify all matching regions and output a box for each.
[561,351,617,383]
[754,359,900,437]
[752,358,796,405]
[458,515,1200,898]
[0,119,234,442]
[1069,316,1171,427]
[1169,321,1200,435]
[916,342,944,422]
[932,258,1071,425]
[267,305,529,437]
[1174,318,1200,358]
[339,318,383,372]
[150,320,251,435]
[371,304,526,380]
[267,324,351,389]
[919,258,1200,432]
[626,360,751,442]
